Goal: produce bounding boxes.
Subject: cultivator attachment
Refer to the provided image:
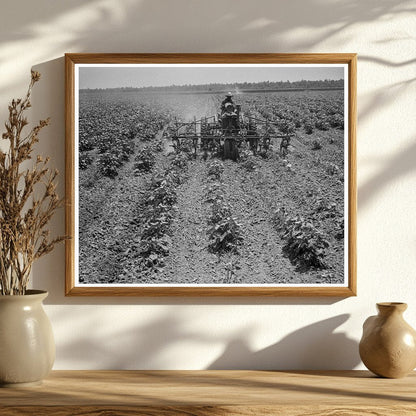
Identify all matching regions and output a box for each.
[170,110,294,161]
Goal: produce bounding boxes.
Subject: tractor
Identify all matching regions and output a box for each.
[170,99,293,161]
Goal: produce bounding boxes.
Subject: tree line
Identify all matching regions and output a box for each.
[81,79,344,93]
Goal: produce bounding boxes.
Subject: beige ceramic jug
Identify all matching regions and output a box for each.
[359,302,416,378]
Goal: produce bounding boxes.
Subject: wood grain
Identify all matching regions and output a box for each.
[65,53,357,297]
[65,53,357,64]
[3,405,416,416]
[65,285,356,297]
[65,54,75,297]
[348,54,357,297]
[1,370,414,416]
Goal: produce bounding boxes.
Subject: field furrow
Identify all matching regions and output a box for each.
[78,88,346,286]
[219,160,292,283]
[159,160,220,283]
[78,143,143,283]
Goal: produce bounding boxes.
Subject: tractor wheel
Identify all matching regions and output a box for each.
[231,141,239,161]
[224,139,239,161]
[223,139,231,160]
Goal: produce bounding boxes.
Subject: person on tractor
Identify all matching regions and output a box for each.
[224,102,236,115]
[221,92,234,114]
[222,102,238,133]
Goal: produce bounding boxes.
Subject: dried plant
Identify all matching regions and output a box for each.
[0,71,65,295]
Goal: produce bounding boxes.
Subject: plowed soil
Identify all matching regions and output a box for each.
[79,91,345,285]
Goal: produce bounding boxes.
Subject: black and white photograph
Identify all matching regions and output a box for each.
[66,55,356,295]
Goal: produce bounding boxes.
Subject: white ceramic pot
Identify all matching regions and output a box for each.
[0,290,55,387]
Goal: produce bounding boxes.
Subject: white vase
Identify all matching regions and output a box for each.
[0,290,55,387]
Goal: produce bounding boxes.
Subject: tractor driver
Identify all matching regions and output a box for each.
[221,92,234,113]
[222,102,238,132]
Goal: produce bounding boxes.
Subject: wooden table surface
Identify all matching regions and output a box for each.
[1,370,415,415]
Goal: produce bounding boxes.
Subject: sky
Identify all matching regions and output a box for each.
[78,64,345,89]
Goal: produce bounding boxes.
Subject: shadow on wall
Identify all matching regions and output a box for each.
[30,56,67,303]
[358,77,415,127]
[358,138,416,209]
[207,314,360,370]
[54,311,217,369]
[0,0,414,96]
[53,307,359,370]
[0,0,413,51]
[48,0,414,52]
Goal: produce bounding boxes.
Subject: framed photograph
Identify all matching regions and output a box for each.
[65,53,356,296]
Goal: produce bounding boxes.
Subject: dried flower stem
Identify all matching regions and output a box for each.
[0,71,65,295]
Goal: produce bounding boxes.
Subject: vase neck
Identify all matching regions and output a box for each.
[0,290,48,305]
[377,302,407,316]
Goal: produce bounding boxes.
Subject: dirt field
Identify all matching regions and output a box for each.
[78,90,345,285]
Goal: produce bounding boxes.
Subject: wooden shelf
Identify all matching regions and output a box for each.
[1,370,415,415]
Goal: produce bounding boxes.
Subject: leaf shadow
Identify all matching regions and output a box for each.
[207,314,360,370]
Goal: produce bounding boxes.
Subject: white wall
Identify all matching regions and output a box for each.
[1,0,415,370]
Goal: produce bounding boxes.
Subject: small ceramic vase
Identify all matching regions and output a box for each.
[359,302,416,378]
[0,290,55,387]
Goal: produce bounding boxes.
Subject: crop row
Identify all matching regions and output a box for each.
[205,160,243,254]
[135,150,192,275]
[133,138,164,174]
[273,206,329,269]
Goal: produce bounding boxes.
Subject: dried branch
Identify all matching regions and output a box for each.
[0,71,66,295]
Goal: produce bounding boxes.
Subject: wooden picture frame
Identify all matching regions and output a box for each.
[65,53,356,296]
